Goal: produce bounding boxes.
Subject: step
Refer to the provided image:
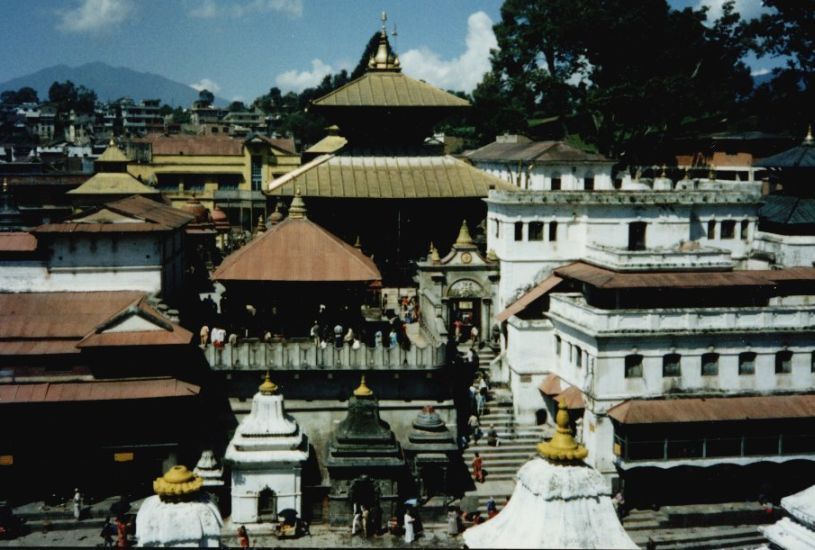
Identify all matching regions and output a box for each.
[629,526,767,550]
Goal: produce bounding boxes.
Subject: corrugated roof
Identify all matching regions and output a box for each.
[77,300,193,348]
[96,143,129,163]
[66,172,159,195]
[33,196,193,234]
[32,223,172,234]
[467,140,610,164]
[0,232,37,252]
[214,215,382,282]
[608,394,815,424]
[554,262,772,289]
[759,195,815,225]
[0,378,200,404]
[139,135,245,156]
[305,135,348,155]
[106,195,194,229]
[267,154,515,198]
[249,135,297,155]
[556,386,585,409]
[497,275,563,321]
[312,71,470,108]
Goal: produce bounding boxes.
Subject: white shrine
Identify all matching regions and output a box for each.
[463,401,637,549]
[225,373,310,523]
[135,465,223,548]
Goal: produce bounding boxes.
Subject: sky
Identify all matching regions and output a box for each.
[0,0,785,103]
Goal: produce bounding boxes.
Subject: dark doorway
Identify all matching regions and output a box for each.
[628,222,647,251]
[258,488,277,522]
[451,298,480,343]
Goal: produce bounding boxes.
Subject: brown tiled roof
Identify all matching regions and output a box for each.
[496,275,563,321]
[608,394,815,424]
[33,196,193,234]
[554,262,772,289]
[214,215,381,282]
[466,140,610,164]
[0,232,37,252]
[556,386,585,409]
[251,135,297,155]
[140,135,245,156]
[0,378,200,404]
[539,373,562,396]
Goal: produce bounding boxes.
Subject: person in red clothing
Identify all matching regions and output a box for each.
[471,452,485,483]
[115,517,128,548]
[237,525,250,548]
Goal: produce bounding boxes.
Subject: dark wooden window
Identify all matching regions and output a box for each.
[551,176,561,190]
[548,222,558,242]
[721,220,736,239]
[625,355,643,378]
[528,221,544,241]
[701,353,719,376]
[776,350,792,374]
[663,354,681,377]
[514,222,523,241]
[628,222,647,251]
[739,352,756,375]
[584,176,595,190]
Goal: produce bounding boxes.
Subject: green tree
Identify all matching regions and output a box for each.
[228,100,247,112]
[197,89,214,107]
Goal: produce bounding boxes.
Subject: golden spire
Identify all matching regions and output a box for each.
[353,375,374,397]
[288,188,307,219]
[255,214,267,234]
[536,400,588,462]
[454,219,475,248]
[805,124,813,145]
[430,242,441,263]
[486,248,498,262]
[153,465,203,498]
[259,371,278,395]
[368,12,401,71]
[354,235,362,249]
[108,137,116,148]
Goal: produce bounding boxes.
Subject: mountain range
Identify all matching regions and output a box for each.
[0,62,227,106]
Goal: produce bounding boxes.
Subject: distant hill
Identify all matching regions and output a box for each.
[0,62,227,106]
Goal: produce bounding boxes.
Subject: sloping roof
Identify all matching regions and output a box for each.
[139,135,245,156]
[553,262,772,289]
[249,135,297,155]
[77,300,193,348]
[213,215,382,282]
[539,373,563,396]
[759,195,815,225]
[106,195,194,229]
[0,232,37,252]
[305,135,348,155]
[34,196,193,234]
[497,275,563,321]
[96,143,129,163]
[557,386,585,409]
[267,153,516,198]
[66,172,159,196]
[0,378,200,404]
[467,140,610,164]
[755,140,815,168]
[608,394,815,424]
[312,71,470,108]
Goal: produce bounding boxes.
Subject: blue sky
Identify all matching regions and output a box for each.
[0,0,783,103]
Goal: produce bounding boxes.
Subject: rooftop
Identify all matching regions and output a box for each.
[466,139,611,164]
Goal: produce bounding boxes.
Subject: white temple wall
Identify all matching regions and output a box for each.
[0,262,162,293]
[754,231,815,267]
[230,466,303,523]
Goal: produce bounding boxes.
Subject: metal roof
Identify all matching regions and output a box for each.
[213,215,382,283]
[539,373,563,396]
[267,153,515,198]
[608,394,815,424]
[466,140,611,164]
[759,195,815,225]
[755,140,815,168]
[312,71,470,108]
[65,172,159,195]
[0,378,200,404]
[34,196,193,234]
[138,135,244,156]
[496,275,563,321]
[554,262,772,289]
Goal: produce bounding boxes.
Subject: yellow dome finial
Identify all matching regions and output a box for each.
[353,375,374,397]
[455,219,474,247]
[536,400,588,462]
[259,371,278,395]
[354,235,362,249]
[289,188,307,219]
[153,465,203,498]
[429,242,440,263]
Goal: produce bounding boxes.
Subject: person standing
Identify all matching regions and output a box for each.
[472,452,485,483]
[361,505,370,537]
[447,507,459,536]
[476,388,486,417]
[100,517,114,547]
[351,504,362,536]
[404,509,415,543]
[199,325,209,347]
[73,488,82,520]
[468,414,481,442]
[310,321,320,346]
[486,496,497,519]
[334,323,344,348]
[116,516,129,548]
[237,525,250,549]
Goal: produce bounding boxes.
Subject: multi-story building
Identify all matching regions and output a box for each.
[120,98,164,135]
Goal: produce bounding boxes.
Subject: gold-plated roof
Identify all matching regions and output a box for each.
[536,400,588,462]
[353,375,374,397]
[66,173,159,195]
[153,465,204,497]
[96,140,130,164]
[305,135,348,155]
[288,188,307,219]
[268,154,515,199]
[312,72,469,109]
[259,371,278,395]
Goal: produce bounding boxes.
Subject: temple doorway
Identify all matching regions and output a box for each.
[258,488,277,523]
[350,476,378,509]
[450,298,480,343]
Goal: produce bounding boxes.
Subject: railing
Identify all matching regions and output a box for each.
[615,433,815,462]
[204,340,447,370]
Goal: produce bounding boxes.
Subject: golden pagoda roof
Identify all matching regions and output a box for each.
[312,71,469,109]
[66,173,159,195]
[353,375,374,397]
[96,139,130,163]
[153,465,204,497]
[536,400,588,462]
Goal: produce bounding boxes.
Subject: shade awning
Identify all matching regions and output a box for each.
[608,394,815,424]
[556,386,586,409]
[539,373,563,396]
[497,275,563,322]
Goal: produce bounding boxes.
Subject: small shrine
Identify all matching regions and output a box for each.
[193,449,225,506]
[463,401,637,549]
[224,374,310,524]
[135,465,223,548]
[761,484,815,549]
[326,376,406,526]
[403,405,460,499]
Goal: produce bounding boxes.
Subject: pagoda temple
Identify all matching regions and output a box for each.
[267,17,512,283]
[225,373,310,523]
[326,376,407,526]
[463,401,637,549]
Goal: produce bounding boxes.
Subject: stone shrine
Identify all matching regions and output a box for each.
[225,374,310,523]
[403,405,461,499]
[326,376,406,526]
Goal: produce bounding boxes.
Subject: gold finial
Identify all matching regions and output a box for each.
[353,375,374,397]
[486,248,498,262]
[289,188,307,219]
[368,13,401,72]
[536,400,588,462]
[806,124,813,145]
[108,137,116,148]
[153,465,203,498]
[259,371,278,395]
[255,214,267,234]
[354,235,362,249]
[454,219,475,248]
[429,242,441,263]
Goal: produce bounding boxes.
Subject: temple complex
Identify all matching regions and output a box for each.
[326,377,407,526]
[135,465,223,547]
[225,374,310,523]
[463,401,637,549]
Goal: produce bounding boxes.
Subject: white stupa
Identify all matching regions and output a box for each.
[193,450,224,489]
[135,465,223,548]
[463,401,638,549]
[225,373,310,523]
[760,484,815,549]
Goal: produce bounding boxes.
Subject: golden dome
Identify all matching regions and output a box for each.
[259,371,278,395]
[153,465,204,497]
[536,400,588,462]
[353,375,374,397]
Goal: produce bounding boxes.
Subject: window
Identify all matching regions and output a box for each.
[721,220,736,239]
[625,355,643,378]
[739,352,756,375]
[494,219,500,238]
[707,220,717,239]
[551,176,561,190]
[568,344,573,363]
[701,353,719,376]
[776,350,792,374]
[613,179,623,190]
[740,220,750,240]
[514,222,524,241]
[663,354,681,377]
[555,335,561,356]
[548,222,558,242]
[251,155,263,190]
[528,221,544,241]
[584,176,595,190]
[811,352,815,373]
[576,347,583,368]
[628,222,647,251]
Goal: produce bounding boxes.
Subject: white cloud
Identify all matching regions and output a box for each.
[190,79,221,94]
[697,0,767,21]
[56,0,134,33]
[275,59,334,92]
[751,67,771,77]
[399,11,496,93]
[189,0,303,19]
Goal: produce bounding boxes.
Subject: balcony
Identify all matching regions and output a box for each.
[584,243,733,272]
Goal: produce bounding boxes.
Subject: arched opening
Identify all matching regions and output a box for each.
[258,487,277,523]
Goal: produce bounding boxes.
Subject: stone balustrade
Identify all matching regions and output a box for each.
[584,242,733,272]
[204,340,447,370]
